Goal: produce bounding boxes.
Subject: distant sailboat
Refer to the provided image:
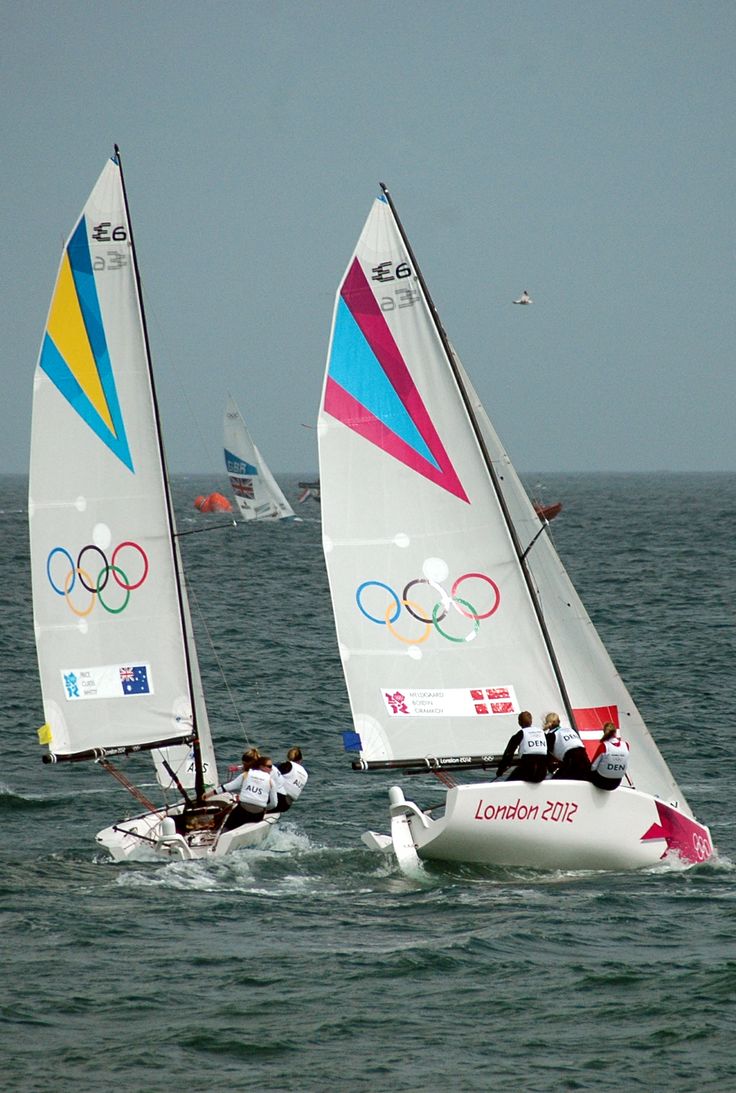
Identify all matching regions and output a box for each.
[513,290,533,305]
[30,149,278,860]
[224,395,296,521]
[298,481,321,505]
[532,499,562,522]
[317,184,712,873]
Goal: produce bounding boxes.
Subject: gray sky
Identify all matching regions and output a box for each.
[3,1,734,475]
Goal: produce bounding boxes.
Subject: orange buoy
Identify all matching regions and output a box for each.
[194,492,233,513]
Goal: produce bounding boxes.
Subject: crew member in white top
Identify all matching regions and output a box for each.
[269,747,309,813]
[544,712,591,780]
[496,711,549,783]
[205,755,278,828]
[590,722,630,790]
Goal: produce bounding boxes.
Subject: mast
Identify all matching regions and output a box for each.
[114,145,206,799]
[379,183,577,731]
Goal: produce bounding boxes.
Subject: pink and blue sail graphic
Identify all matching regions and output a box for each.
[324,258,468,502]
[39,216,134,472]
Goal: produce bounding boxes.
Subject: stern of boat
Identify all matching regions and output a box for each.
[96,802,280,861]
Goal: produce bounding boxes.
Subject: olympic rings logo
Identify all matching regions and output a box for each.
[691,832,711,862]
[356,572,500,645]
[46,541,149,617]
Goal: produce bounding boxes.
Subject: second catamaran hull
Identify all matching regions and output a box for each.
[96,806,279,862]
[389,782,713,871]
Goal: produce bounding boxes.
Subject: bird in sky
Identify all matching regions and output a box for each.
[513,290,533,305]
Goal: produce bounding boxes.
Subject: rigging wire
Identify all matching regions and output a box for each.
[184,576,254,748]
[98,759,159,813]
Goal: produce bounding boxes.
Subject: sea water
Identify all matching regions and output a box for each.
[1,472,734,1093]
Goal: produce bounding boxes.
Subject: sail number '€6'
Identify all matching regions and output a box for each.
[92,222,128,242]
[371,261,420,312]
[371,260,412,282]
[91,222,129,271]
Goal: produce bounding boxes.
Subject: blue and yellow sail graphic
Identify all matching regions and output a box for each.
[40,217,133,472]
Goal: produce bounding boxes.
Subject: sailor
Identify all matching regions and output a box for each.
[589,722,630,791]
[269,747,309,813]
[205,755,278,828]
[544,712,591,780]
[496,711,549,783]
[221,746,261,780]
[240,746,261,771]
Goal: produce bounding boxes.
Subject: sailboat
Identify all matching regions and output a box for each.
[532,499,562,523]
[317,185,713,872]
[297,481,321,505]
[29,149,278,861]
[224,395,296,521]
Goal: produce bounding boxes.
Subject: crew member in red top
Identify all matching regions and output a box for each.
[589,722,630,790]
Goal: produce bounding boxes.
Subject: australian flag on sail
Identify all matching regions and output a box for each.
[119,665,151,695]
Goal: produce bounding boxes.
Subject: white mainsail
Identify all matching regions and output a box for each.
[224,395,295,521]
[318,190,688,814]
[29,153,217,789]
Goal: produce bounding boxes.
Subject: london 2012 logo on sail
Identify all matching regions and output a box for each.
[356,571,500,645]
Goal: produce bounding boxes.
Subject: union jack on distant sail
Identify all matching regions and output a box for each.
[231,476,254,499]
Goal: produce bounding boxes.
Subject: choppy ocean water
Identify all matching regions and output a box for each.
[1,471,734,1093]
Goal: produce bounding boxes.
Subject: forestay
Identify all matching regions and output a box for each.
[29,154,217,788]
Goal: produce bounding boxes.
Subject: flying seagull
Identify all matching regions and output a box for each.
[513,290,533,305]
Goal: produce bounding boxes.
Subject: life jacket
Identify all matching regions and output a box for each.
[550,726,585,761]
[269,766,285,795]
[591,738,629,780]
[518,727,548,757]
[239,767,272,809]
[280,760,308,800]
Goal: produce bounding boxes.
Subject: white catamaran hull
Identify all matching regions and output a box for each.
[96,802,279,862]
[386,782,713,872]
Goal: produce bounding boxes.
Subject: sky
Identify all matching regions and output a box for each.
[3,1,734,475]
